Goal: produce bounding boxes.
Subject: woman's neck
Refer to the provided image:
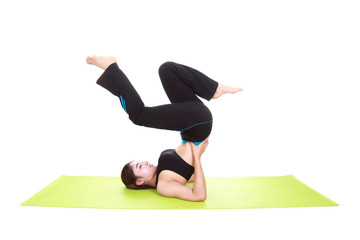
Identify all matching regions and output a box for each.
[145,171,158,188]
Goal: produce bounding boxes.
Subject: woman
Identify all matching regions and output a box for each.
[86,56,242,201]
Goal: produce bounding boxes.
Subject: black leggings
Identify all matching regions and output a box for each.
[96,61,219,143]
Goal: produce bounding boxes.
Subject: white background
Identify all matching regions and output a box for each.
[1,0,359,239]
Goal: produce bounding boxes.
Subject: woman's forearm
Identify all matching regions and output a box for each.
[192,157,207,201]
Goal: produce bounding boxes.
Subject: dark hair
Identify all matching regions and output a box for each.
[121,161,155,190]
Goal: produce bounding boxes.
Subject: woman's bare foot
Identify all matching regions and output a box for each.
[212,84,243,99]
[86,55,117,70]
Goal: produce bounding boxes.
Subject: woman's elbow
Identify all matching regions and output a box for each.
[195,194,207,202]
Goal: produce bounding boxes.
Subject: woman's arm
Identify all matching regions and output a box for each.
[157,138,209,201]
[189,139,208,200]
[157,161,206,201]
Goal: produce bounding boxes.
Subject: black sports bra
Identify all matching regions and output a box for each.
[155,149,195,186]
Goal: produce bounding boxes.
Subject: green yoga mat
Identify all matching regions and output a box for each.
[21,175,338,209]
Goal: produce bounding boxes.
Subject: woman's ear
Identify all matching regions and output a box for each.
[136,178,144,186]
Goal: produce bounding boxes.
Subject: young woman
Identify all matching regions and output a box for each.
[86,56,242,201]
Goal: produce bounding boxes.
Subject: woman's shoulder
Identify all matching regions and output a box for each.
[159,149,175,155]
[158,149,177,163]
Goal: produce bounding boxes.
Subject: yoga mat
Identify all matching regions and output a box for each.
[21,175,338,209]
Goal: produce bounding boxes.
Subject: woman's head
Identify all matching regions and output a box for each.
[121,161,156,189]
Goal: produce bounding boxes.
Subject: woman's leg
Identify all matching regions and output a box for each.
[87,56,210,141]
[90,60,145,124]
[87,56,240,142]
[158,61,219,104]
[157,61,219,142]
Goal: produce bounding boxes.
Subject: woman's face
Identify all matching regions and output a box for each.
[130,161,156,184]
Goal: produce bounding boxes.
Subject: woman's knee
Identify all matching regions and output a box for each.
[158,61,176,75]
[127,106,144,126]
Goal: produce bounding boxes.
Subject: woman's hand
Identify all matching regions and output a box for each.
[190,137,210,160]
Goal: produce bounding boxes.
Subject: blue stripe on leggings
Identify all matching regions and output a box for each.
[179,120,212,132]
[142,119,212,133]
[120,95,127,113]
